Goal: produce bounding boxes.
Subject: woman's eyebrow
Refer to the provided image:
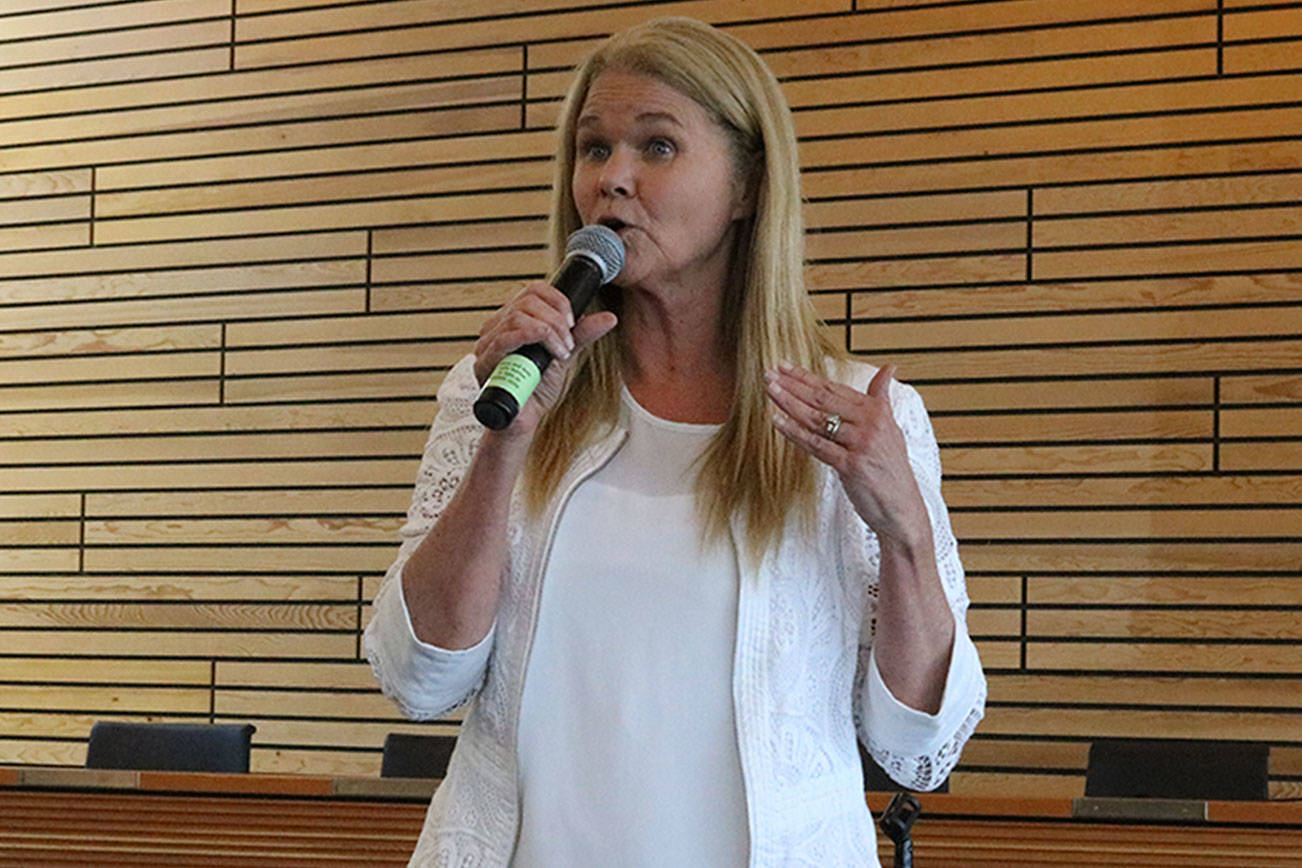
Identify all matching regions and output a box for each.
[576,110,684,129]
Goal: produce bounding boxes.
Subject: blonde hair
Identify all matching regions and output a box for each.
[524,16,845,563]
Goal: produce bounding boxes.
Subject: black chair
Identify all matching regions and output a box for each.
[1085,738,1269,801]
[859,740,949,793]
[381,733,457,779]
[85,722,256,773]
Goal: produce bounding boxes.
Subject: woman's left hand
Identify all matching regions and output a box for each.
[764,361,929,549]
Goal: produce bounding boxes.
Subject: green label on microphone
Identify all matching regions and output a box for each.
[484,353,542,405]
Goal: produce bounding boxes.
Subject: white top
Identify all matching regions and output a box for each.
[511,388,749,867]
[363,353,988,867]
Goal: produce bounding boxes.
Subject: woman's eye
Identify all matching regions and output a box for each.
[647,138,675,158]
[578,140,609,160]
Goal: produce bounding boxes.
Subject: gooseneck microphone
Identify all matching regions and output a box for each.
[473,225,625,430]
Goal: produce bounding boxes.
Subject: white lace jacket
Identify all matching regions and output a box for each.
[364,354,986,868]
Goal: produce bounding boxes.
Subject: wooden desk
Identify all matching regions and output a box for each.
[865,792,1302,867]
[2,767,1299,866]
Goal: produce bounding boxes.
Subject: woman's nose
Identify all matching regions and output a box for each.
[598,149,635,198]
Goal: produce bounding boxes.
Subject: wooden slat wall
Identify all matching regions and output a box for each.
[0,0,1298,795]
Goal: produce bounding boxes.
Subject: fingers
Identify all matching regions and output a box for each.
[474,281,580,378]
[572,311,618,349]
[764,363,859,429]
[769,402,847,467]
[867,364,896,400]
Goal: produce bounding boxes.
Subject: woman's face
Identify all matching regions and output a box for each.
[571,69,750,299]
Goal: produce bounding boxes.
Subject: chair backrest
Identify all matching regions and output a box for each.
[1085,738,1269,801]
[381,733,456,779]
[858,739,949,793]
[85,722,256,773]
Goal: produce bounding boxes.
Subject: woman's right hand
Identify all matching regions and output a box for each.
[472,280,617,438]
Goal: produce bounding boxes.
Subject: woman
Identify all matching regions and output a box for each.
[365,17,985,867]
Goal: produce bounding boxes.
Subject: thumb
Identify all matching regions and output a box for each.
[867,363,896,399]
[572,311,618,349]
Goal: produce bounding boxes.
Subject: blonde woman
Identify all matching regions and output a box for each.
[365,17,985,867]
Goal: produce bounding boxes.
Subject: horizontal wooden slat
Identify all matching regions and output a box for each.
[1224,39,1302,75]
[0,521,78,545]
[214,661,377,690]
[1035,172,1302,215]
[952,508,1300,539]
[0,495,80,519]
[222,367,456,404]
[0,658,207,685]
[5,103,521,174]
[1027,609,1302,640]
[0,351,219,386]
[940,443,1212,475]
[0,0,227,41]
[0,379,220,413]
[1223,375,1302,405]
[917,377,1214,413]
[852,274,1302,322]
[980,706,1302,741]
[871,340,1302,381]
[1035,205,1302,248]
[0,602,357,631]
[806,139,1302,200]
[0,222,86,252]
[87,489,408,518]
[82,546,393,573]
[0,631,356,657]
[0,460,418,492]
[0,575,358,601]
[1,21,229,71]
[1223,407,1302,438]
[934,409,1212,443]
[944,475,1302,508]
[234,0,848,67]
[859,308,1296,353]
[3,431,419,465]
[98,157,546,219]
[1222,441,1302,471]
[989,674,1302,709]
[0,401,433,439]
[0,684,208,714]
[1027,576,1302,607]
[0,195,89,225]
[84,517,402,545]
[1029,642,1302,673]
[961,541,1302,572]
[215,689,395,719]
[0,47,229,94]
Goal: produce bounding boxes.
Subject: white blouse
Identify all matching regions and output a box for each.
[511,388,749,867]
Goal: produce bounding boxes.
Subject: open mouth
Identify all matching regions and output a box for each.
[597,217,628,232]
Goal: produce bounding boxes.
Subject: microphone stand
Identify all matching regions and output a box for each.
[878,791,921,868]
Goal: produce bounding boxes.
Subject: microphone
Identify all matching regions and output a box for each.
[473,225,625,430]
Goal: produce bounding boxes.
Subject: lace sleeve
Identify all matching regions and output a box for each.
[362,354,495,720]
[853,380,987,791]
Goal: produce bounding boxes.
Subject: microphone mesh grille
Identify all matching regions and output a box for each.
[566,225,626,284]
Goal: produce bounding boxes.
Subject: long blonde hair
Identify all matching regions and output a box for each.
[524,17,845,563]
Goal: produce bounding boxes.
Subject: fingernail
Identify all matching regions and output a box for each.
[567,311,575,328]
[763,369,777,383]
[778,360,794,372]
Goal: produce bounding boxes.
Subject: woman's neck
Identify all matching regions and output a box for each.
[618,284,735,424]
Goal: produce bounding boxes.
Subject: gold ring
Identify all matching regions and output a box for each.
[823,412,842,440]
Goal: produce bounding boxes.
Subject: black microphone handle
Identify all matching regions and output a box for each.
[472,255,606,430]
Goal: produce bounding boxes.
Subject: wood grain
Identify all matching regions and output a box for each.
[0,0,1298,801]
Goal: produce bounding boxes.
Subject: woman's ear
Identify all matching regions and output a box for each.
[730,156,761,221]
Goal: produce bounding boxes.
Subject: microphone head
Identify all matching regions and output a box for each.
[566,224,625,284]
